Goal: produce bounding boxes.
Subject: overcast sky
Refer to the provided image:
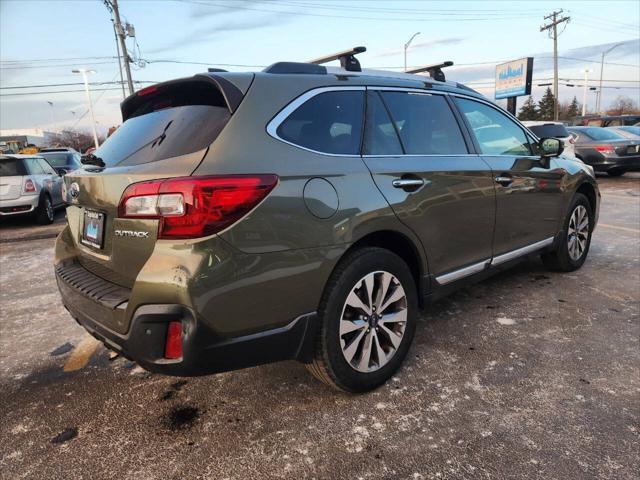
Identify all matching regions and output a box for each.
[1,0,639,134]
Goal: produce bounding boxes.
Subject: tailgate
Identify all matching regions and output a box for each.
[64,150,206,287]
[0,175,24,200]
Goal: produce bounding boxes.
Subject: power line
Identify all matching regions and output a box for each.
[0,61,118,70]
[0,56,116,64]
[175,0,541,22]
[0,81,156,90]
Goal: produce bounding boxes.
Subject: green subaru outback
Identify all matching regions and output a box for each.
[54,48,599,392]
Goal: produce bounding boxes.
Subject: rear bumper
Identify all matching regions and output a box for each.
[585,153,640,172]
[55,260,317,376]
[0,195,38,216]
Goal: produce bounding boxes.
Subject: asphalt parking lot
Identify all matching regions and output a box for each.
[0,174,638,480]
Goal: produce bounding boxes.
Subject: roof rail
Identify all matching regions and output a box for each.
[406,61,454,82]
[309,46,366,72]
[263,62,327,75]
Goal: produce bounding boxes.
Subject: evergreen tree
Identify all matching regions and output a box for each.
[566,96,580,120]
[517,96,539,120]
[537,87,556,120]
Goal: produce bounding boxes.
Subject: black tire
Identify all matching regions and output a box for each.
[541,193,593,272]
[306,247,418,392]
[607,169,625,177]
[35,194,54,225]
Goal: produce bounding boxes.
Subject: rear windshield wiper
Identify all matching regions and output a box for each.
[81,153,105,168]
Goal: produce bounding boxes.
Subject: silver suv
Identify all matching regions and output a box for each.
[0,154,64,223]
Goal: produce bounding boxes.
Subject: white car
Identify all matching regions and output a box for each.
[521,121,576,158]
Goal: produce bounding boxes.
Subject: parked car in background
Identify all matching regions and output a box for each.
[39,150,82,175]
[606,125,640,139]
[571,114,640,127]
[568,126,640,177]
[0,154,65,223]
[521,121,576,157]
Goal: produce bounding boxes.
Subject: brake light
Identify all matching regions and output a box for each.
[164,321,183,360]
[23,178,36,193]
[118,175,278,239]
[137,85,159,97]
[594,144,615,154]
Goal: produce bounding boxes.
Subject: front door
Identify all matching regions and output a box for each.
[361,89,496,284]
[453,97,565,259]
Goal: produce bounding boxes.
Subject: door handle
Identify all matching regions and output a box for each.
[392,178,425,189]
[494,175,513,186]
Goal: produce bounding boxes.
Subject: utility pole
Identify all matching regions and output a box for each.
[111,18,126,99]
[581,69,592,117]
[597,43,624,114]
[110,0,134,95]
[540,10,570,121]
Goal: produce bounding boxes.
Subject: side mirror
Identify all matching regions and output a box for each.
[539,137,564,158]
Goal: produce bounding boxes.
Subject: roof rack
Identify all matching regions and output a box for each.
[308,46,366,72]
[406,61,453,82]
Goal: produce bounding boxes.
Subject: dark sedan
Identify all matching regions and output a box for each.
[567,126,640,177]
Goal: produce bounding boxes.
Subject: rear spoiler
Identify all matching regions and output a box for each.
[120,73,245,121]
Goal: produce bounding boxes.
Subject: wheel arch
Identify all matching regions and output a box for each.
[576,181,597,214]
[335,230,427,308]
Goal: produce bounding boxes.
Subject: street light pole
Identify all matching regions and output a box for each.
[597,42,624,114]
[581,69,592,117]
[404,32,421,72]
[72,69,99,150]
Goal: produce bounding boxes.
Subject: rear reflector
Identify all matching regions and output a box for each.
[164,321,183,360]
[118,175,278,239]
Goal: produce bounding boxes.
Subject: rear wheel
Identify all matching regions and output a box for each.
[307,247,417,392]
[607,169,625,177]
[541,193,593,272]
[35,195,54,225]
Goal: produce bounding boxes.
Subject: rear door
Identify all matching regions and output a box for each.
[453,97,564,259]
[361,89,496,284]
[63,77,236,287]
[0,157,27,200]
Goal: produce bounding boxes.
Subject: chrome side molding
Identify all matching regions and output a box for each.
[491,237,554,266]
[435,237,555,285]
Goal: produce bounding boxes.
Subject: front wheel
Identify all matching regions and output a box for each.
[306,247,418,392]
[541,193,593,272]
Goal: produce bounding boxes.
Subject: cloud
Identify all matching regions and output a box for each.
[373,37,465,58]
[146,15,289,54]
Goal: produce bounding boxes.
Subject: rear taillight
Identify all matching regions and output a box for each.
[23,178,36,193]
[594,144,615,154]
[118,175,278,239]
[164,321,183,360]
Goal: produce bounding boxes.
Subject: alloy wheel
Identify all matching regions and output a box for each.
[567,205,589,261]
[339,271,407,373]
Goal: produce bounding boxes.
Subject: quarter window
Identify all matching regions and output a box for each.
[380,91,468,155]
[25,158,45,175]
[456,98,532,156]
[276,90,364,155]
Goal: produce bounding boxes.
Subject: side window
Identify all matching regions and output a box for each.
[363,91,403,155]
[38,159,57,175]
[456,98,532,156]
[380,91,468,155]
[25,158,45,175]
[276,90,364,155]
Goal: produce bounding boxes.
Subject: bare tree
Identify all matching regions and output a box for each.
[47,129,106,153]
[606,96,640,116]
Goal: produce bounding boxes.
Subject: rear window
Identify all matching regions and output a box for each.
[570,128,625,141]
[276,90,365,155]
[0,158,27,176]
[527,124,569,139]
[39,152,80,167]
[95,80,231,167]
